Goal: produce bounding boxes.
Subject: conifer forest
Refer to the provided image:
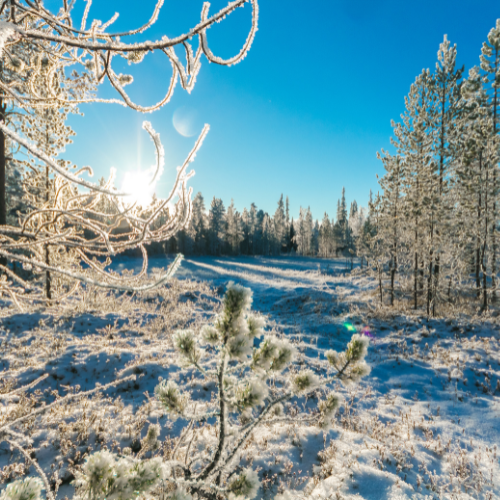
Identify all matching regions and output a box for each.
[0,1,499,500]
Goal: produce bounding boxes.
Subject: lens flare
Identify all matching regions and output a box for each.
[173,106,202,138]
[362,326,375,339]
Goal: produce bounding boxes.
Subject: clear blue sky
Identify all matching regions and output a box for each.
[65,0,500,220]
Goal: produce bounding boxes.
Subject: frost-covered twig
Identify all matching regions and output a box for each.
[0,374,136,436]
[6,439,55,500]
[0,373,48,399]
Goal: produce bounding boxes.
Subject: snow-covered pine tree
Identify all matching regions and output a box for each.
[261,213,274,256]
[367,192,385,304]
[312,219,320,256]
[346,200,358,267]
[295,207,313,256]
[148,282,371,498]
[225,200,243,255]
[273,194,286,254]
[334,187,348,255]
[305,207,314,256]
[376,36,464,314]
[208,198,226,256]
[391,70,435,309]
[319,212,333,258]
[17,54,88,300]
[478,20,500,301]
[247,203,258,255]
[349,200,358,221]
[240,207,250,255]
[427,35,464,315]
[192,192,208,254]
[459,66,500,311]
[254,208,265,255]
[377,153,404,306]
[285,195,290,232]
[288,218,298,253]
[348,207,367,267]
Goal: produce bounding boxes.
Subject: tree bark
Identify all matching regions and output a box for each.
[0,96,6,270]
[44,163,52,300]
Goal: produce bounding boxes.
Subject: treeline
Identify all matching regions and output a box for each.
[164,188,371,261]
[371,23,500,315]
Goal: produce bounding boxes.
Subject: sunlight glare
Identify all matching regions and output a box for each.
[121,170,156,208]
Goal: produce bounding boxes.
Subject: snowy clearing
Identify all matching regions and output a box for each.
[1,256,499,500]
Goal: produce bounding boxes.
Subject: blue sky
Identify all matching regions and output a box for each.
[65,0,499,220]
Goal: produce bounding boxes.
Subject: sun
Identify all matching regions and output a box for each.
[121,170,155,208]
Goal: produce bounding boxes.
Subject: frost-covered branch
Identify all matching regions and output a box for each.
[0,0,258,308]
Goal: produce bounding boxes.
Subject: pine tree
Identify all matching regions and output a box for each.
[349,207,367,266]
[427,35,464,315]
[312,220,320,256]
[478,20,500,301]
[273,194,286,254]
[288,218,298,253]
[377,154,404,306]
[349,200,358,221]
[19,60,83,300]
[248,203,258,255]
[261,213,273,255]
[367,192,385,304]
[225,199,243,255]
[285,196,290,232]
[149,282,371,498]
[208,197,226,256]
[192,192,208,254]
[319,212,333,258]
[392,70,435,309]
[334,188,348,255]
[241,207,250,255]
[459,66,499,311]
[294,207,313,256]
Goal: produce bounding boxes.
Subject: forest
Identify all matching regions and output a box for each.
[0,1,499,500]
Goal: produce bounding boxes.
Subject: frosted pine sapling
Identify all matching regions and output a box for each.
[149,282,371,499]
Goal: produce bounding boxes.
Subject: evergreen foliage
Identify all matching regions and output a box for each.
[372,24,500,315]
[166,191,365,260]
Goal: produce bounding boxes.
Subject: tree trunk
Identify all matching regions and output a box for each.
[378,263,383,305]
[433,83,447,317]
[0,97,6,270]
[491,47,498,303]
[414,249,418,310]
[44,161,52,300]
[427,217,435,317]
[390,263,395,307]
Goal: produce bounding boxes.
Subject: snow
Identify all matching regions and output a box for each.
[1,255,499,499]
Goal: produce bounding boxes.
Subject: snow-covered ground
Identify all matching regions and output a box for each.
[1,256,499,499]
